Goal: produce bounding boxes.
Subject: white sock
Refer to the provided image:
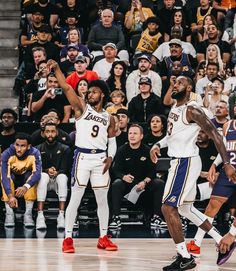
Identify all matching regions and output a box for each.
[207,226,222,244]
[65,186,85,238]
[5,203,14,214]
[59,210,65,215]
[94,189,109,237]
[25,201,34,214]
[195,216,214,247]
[176,242,191,258]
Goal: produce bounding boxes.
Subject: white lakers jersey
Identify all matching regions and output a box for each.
[167,101,201,158]
[75,104,110,150]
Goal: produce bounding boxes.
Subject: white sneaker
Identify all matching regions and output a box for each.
[36,214,47,230]
[57,213,65,229]
[24,213,35,227]
[4,212,15,227]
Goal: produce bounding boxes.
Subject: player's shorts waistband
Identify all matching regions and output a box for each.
[76,147,106,154]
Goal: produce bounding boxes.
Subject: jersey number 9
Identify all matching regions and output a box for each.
[91,125,99,137]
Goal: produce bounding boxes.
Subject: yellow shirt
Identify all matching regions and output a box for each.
[125,7,154,32]
[136,29,162,53]
[196,6,213,25]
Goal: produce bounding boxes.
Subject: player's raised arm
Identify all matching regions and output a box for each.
[187,105,236,182]
[47,59,86,117]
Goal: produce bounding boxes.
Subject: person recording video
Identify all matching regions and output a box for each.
[31,72,71,123]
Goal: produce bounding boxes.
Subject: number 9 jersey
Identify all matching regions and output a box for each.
[75,104,110,150]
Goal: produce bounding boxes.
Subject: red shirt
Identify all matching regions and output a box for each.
[66,70,99,90]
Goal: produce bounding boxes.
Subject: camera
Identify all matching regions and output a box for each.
[50,88,62,96]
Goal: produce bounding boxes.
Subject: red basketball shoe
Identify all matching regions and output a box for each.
[187,240,201,257]
[62,237,75,253]
[97,235,118,251]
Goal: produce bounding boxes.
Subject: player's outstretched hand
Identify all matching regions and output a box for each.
[150,144,160,164]
[103,157,113,174]
[47,59,59,72]
[224,164,236,183]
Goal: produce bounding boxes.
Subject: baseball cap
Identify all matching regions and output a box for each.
[75,55,87,63]
[38,24,52,34]
[138,77,152,85]
[67,43,80,51]
[146,16,160,25]
[211,76,224,85]
[31,6,43,15]
[103,43,117,50]
[169,39,182,47]
[116,108,130,118]
[137,54,151,63]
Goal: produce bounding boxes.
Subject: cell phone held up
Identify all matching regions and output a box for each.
[50,88,62,96]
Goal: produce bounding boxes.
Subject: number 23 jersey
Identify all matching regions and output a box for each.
[75,104,110,150]
[167,101,201,158]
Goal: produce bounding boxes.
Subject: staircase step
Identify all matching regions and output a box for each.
[0,2,20,10]
[0,68,18,76]
[0,75,17,88]
[0,58,18,68]
[0,98,19,111]
[0,10,21,17]
[0,39,19,47]
[0,47,19,58]
[0,19,20,29]
[0,88,15,98]
[0,28,19,39]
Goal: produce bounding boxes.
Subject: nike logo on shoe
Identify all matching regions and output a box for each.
[180,259,195,269]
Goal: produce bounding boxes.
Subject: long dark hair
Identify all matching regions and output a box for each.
[170,9,187,29]
[106,61,127,94]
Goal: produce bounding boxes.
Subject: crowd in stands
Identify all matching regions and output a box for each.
[1,0,236,233]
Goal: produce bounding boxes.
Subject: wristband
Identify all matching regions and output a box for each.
[24,184,30,189]
[229,224,236,237]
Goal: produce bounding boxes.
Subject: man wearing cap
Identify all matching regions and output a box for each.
[66,56,99,91]
[20,7,44,47]
[88,9,129,63]
[152,26,196,63]
[24,0,60,29]
[128,77,163,122]
[24,24,60,68]
[126,54,162,103]
[93,43,119,81]
[60,44,80,76]
[159,39,196,80]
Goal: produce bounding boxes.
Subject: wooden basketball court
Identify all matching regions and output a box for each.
[0,239,235,271]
